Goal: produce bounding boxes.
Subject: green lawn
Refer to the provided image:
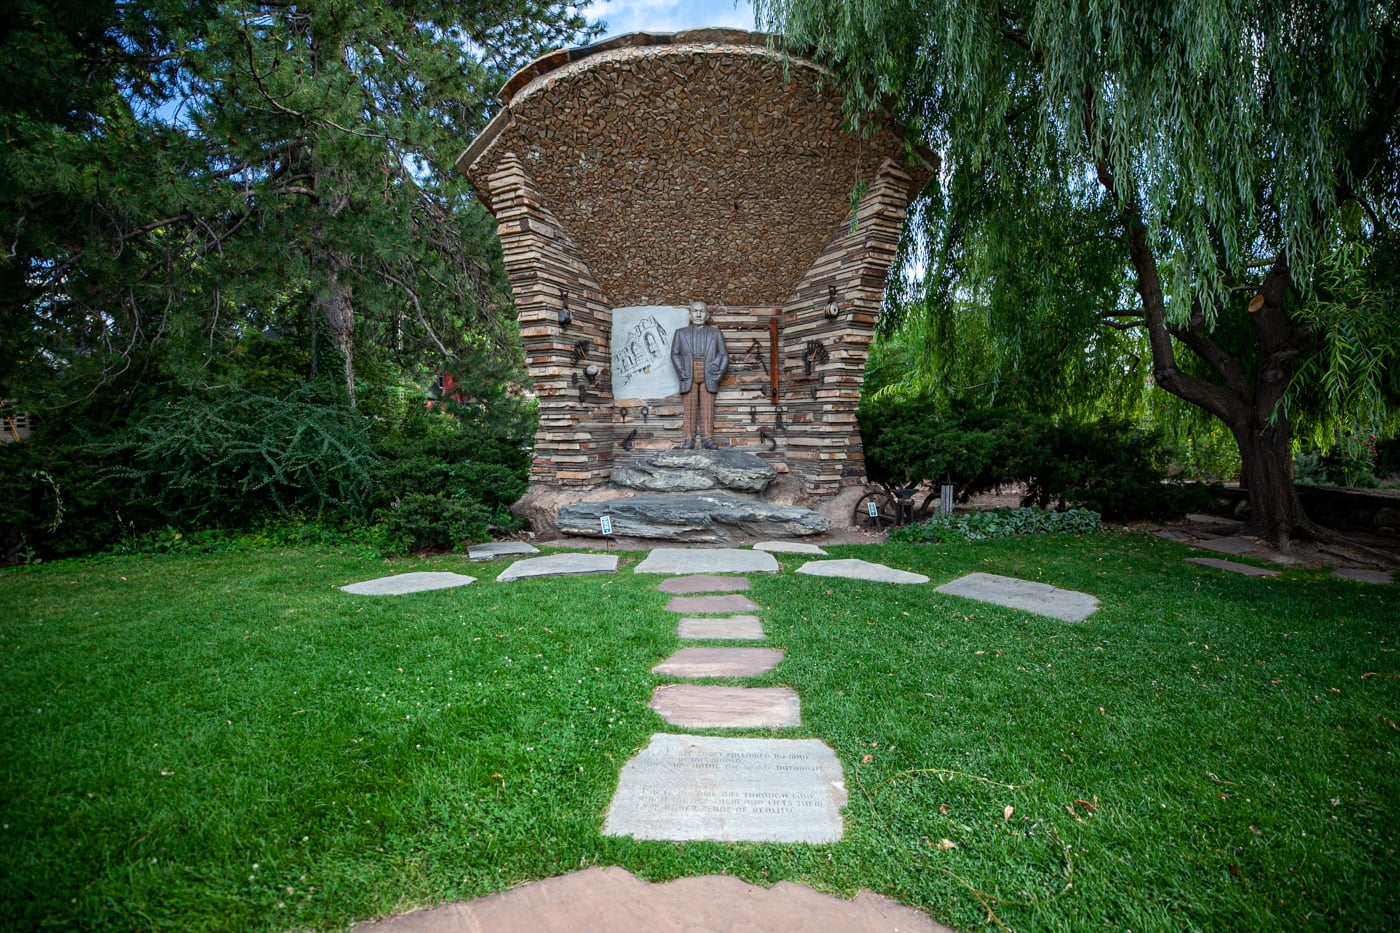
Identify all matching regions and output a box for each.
[1,534,1397,932]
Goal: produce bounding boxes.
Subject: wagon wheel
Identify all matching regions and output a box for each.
[853,489,898,531]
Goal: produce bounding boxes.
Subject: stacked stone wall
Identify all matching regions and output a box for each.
[489,155,614,487]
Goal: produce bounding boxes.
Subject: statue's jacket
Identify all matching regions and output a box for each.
[670,325,729,393]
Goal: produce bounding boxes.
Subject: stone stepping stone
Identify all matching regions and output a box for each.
[666,593,761,614]
[656,575,751,594]
[635,547,779,575]
[1185,557,1279,578]
[603,734,846,843]
[650,685,801,728]
[1332,567,1394,585]
[467,541,539,561]
[796,558,929,584]
[753,540,828,555]
[1186,513,1246,527]
[1191,535,1266,557]
[339,572,476,596]
[495,553,618,582]
[652,647,784,678]
[936,572,1099,622]
[678,616,765,640]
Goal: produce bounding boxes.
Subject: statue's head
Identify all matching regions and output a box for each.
[688,301,710,325]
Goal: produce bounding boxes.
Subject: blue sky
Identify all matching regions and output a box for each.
[583,0,758,39]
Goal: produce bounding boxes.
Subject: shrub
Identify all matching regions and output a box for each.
[373,493,492,552]
[889,507,1102,543]
[859,395,1212,520]
[0,437,141,563]
[97,387,378,525]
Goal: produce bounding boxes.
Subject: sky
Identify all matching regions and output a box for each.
[583,0,758,40]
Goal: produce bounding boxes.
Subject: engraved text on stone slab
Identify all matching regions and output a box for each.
[603,734,846,843]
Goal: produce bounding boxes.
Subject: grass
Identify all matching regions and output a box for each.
[1,533,1397,932]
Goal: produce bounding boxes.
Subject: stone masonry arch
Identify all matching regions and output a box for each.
[457,29,935,532]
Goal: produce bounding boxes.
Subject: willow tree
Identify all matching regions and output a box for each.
[757,0,1399,545]
[2,0,600,409]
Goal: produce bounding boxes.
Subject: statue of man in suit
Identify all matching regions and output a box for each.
[670,301,728,449]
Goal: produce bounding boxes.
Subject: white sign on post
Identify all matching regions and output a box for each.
[600,515,614,536]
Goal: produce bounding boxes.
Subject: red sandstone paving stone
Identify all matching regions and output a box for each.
[665,593,761,614]
[651,647,784,678]
[350,865,954,933]
[650,685,800,728]
[656,575,751,594]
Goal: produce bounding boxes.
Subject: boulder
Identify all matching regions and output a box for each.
[557,493,828,542]
[611,449,777,493]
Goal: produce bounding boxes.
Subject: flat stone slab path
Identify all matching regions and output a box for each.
[754,540,829,555]
[655,575,750,594]
[495,553,618,582]
[652,647,784,678]
[1185,557,1279,578]
[350,866,953,932]
[650,685,801,728]
[677,615,765,640]
[936,572,1100,622]
[466,541,539,561]
[603,735,846,843]
[796,558,930,585]
[636,547,779,575]
[665,593,761,614]
[339,572,476,596]
[1332,567,1394,584]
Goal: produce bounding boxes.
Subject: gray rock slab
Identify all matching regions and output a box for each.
[1186,513,1246,527]
[936,572,1100,622]
[795,558,929,585]
[339,572,476,596]
[1191,536,1266,556]
[350,866,952,933]
[652,647,784,678]
[666,593,762,614]
[650,685,801,728]
[754,540,828,555]
[557,493,828,542]
[678,615,766,640]
[1332,567,1394,584]
[656,575,751,594]
[1185,557,1280,578]
[603,734,846,843]
[611,449,778,493]
[636,547,779,575]
[466,541,539,561]
[495,553,618,582]
[1151,529,1194,542]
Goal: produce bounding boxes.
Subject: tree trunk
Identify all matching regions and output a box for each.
[1229,415,1312,548]
[1112,193,1318,546]
[314,266,355,402]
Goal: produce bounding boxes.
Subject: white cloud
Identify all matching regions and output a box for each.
[585,0,757,40]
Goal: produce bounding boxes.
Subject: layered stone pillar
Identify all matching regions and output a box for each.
[487,154,614,487]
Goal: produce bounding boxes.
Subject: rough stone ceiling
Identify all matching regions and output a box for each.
[459,31,935,309]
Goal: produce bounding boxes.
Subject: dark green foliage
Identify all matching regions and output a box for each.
[1377,436,1400,478]
[888,507,1101,543]
[372,493,492,553]
[365,358,535,551]
[0,437,137,562]
[98,388,378,525]
[859,393,1214,519]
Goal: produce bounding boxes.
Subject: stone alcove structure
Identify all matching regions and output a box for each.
[458,29,934,535]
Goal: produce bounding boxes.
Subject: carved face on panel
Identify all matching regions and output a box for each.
[689,301,710,326]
